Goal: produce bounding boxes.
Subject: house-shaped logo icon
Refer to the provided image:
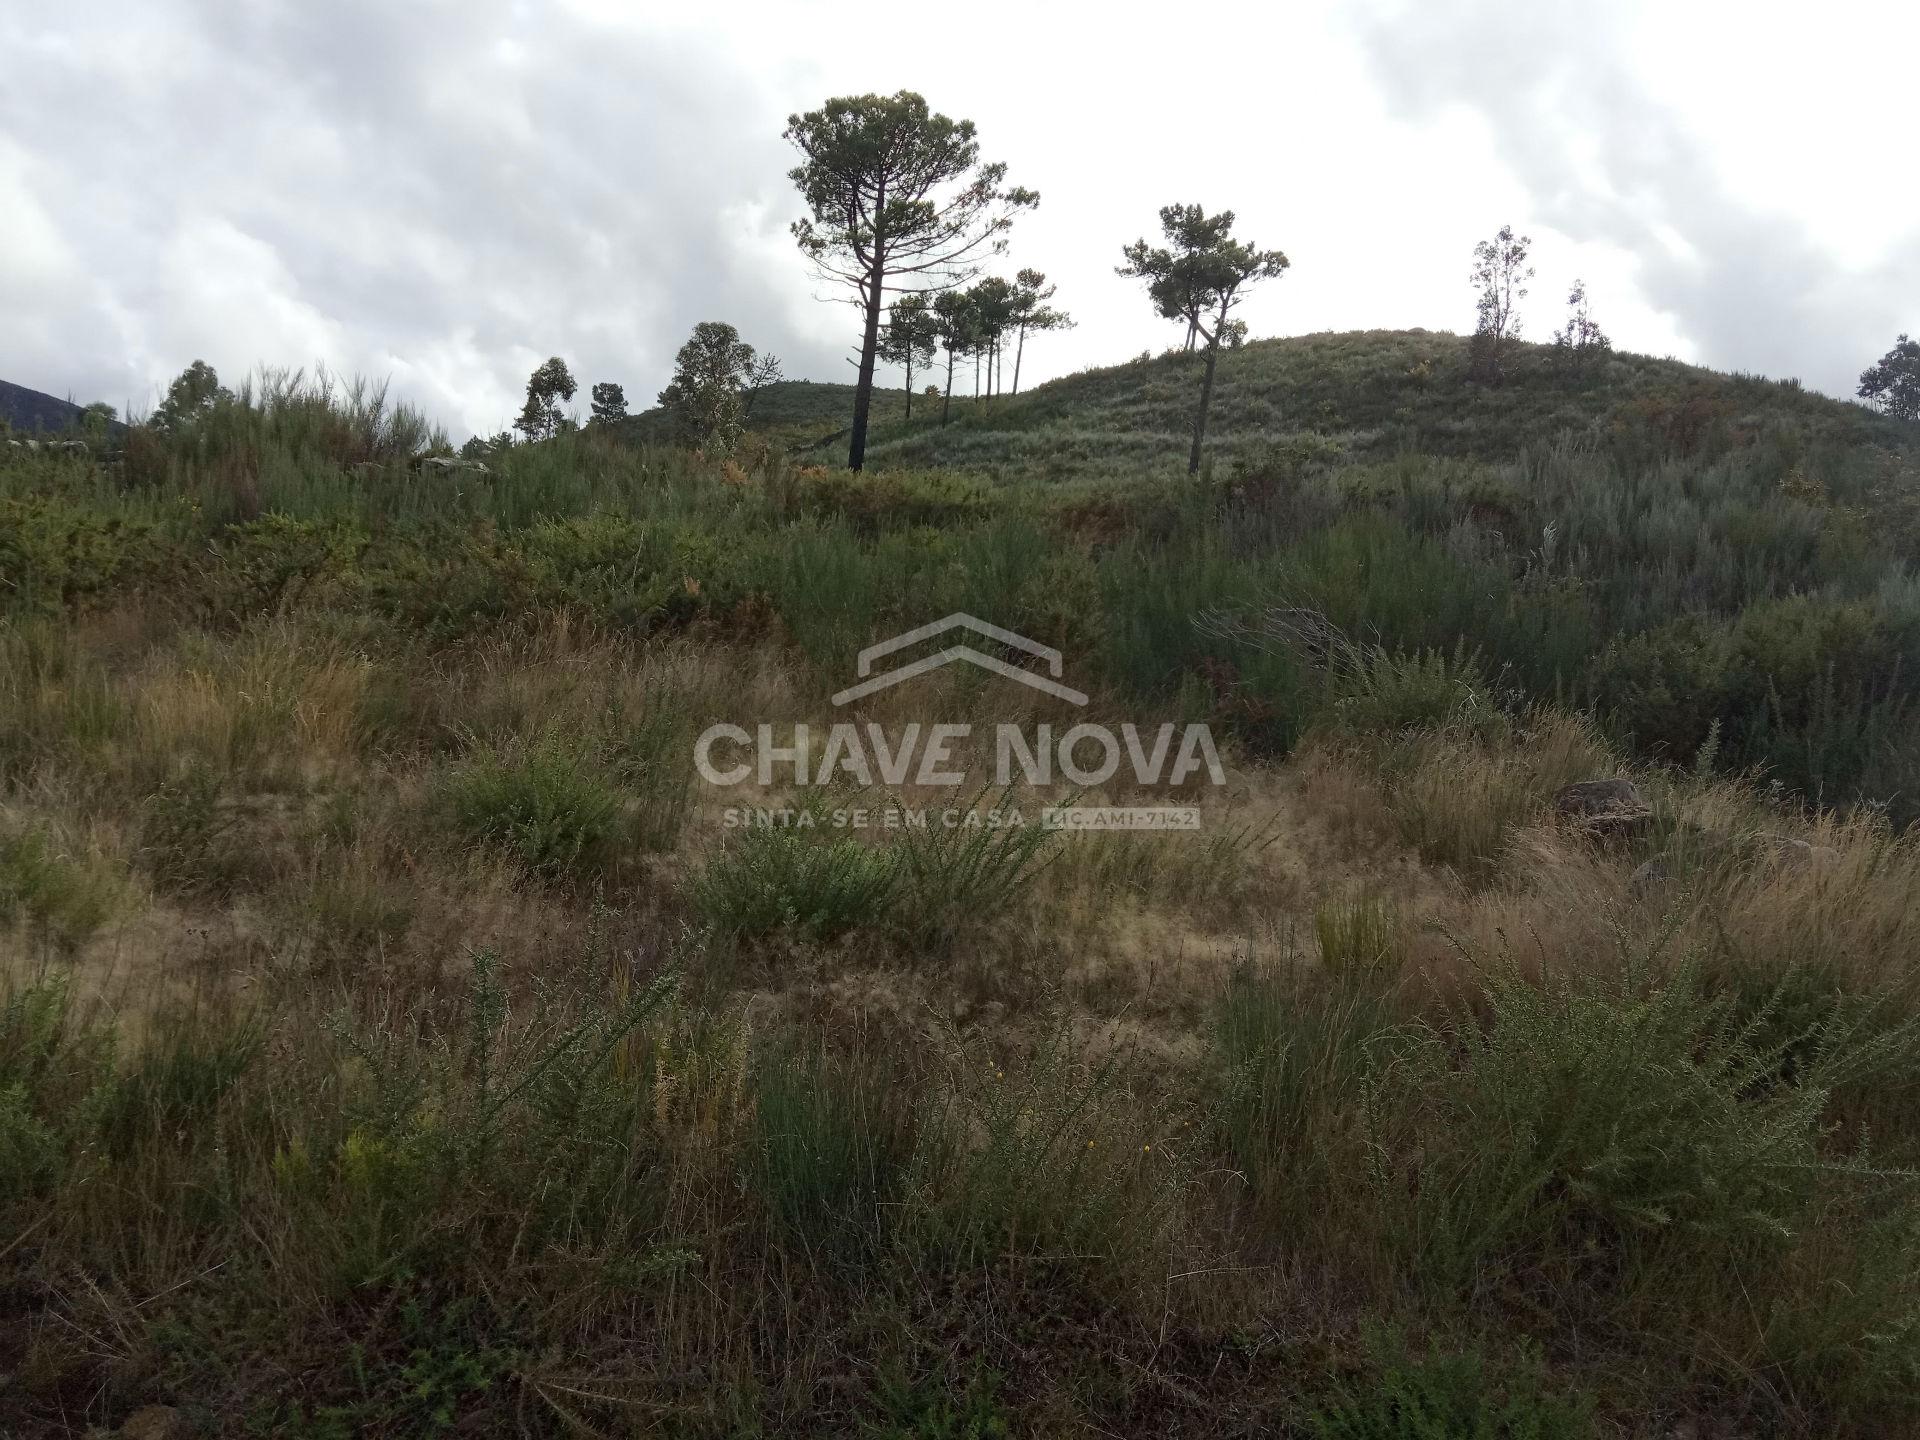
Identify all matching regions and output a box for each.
[831,614,1089,706]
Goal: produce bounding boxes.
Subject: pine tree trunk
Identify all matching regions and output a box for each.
[847,259,886,471]
[942,349,955,425]
[1013,325,1027,395]
[1188,337,1220,475]
[904,358,913,421]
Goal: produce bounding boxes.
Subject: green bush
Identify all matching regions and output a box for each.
[1330,644,1499,738]
[892,789,1060,948]
[1382,946,1920,1288]
[694,823,900,940]
[1307,1339,1592,1440]
[0,824,126,949]
[442,737,625,879]
[1590,615,1730,761]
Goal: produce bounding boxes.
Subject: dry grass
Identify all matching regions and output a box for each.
[5,588,1920,1435]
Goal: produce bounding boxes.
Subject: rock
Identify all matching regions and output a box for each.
[1554,779,1651,840]
[1757,833,1841,874]
[120,1406,182,1440]
[414,455,489,476]
[1629,855,1673,897]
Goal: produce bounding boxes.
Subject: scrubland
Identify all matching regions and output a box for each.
[4,337,1920,1435]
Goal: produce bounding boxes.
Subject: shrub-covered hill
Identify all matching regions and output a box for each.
[0,378,93,435]
[860,328,1920,484]
[625,377,922,453]
[613,328,1920,814]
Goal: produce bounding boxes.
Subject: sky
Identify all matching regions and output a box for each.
[3,0,1916,440]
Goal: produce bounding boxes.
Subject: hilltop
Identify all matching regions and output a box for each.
[731,329,1917,485]
[0,377,93,434]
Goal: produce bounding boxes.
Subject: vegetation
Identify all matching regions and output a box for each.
[1468,224,1534,383]
[657,320,758,457]
[784,90,1037,469]
[4,290,1920,1434]
[1860,334,1920,420]
[1118,203,1289,471]
[513,355,577,442]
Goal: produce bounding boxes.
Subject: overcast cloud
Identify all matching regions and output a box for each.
[3,1,1915,439]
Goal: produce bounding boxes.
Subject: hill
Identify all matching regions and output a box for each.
[626,376,922,453]
[0,377,91,434]
[859,328,1915,481]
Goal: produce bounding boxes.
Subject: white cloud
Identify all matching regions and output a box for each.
[0,0,1913,437]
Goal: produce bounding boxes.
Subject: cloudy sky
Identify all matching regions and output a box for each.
[4,1,1916,439]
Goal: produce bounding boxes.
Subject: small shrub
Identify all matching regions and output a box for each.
[751,1043,913,1259]
[0,824,126,949]
[138,762,253,894]
[442,737,623,879]
[694,823,899,940]
[861,1363,1011,1440]
[1308,1338,1592,1440]
[892,789,1060,947]
[1379,944,1920,1289]
[1330,644,1499,739]
[0,1082,62,1201]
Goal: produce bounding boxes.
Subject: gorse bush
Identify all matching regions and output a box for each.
[1379,944,1920,1289]
[892,787,1061,946]
[0,824,124,949]
[694,821,901,939]
[442,736,624,878]
[1307,1338,1593,1440]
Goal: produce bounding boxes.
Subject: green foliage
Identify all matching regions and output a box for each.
[150,358,229,431]
[441,736,624,879]
[513,356,577,443]
[1308,1338,1592,1440]
[1382,945,1920,1287]
[1859,334,1920,421]
[751,1042,912,1257]
[0,824,125,948]
[1329,643,1498,738]
[861,1363,1010,1440]
[909,1019,1185,1271]
[588,380,628,427]
[657,321,755,456]
[891,788,1060,947]
[1213,952,1401,1225]
[1468,225,1533,384]
[694,821,900,940]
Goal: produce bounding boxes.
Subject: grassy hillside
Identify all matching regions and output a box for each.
[3,350,1920,1435]
[627,376,923,454]
[860,328,1916,480]
[0,378,93,435]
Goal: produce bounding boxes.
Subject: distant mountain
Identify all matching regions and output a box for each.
[0,378,91,434]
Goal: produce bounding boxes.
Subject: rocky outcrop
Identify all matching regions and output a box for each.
[1554,778,1652,840]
